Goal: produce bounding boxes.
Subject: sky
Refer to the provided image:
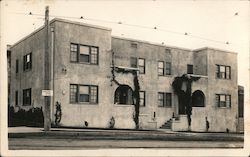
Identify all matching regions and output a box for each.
[2,0,249,102]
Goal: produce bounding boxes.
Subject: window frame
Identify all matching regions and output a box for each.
[23,88,31,106]
[187,64,193,74]
[16,59,19,73]
[216,94,231,108]
[138,58,145,74]
[165,62,171,75]
[70,84,98,104]
[158,61,164,76]
[216,64,231,80]
[139,91,146,107]
[70,43,99,65]
[158,92,172,108]
[15,90,18,106]
[23,53,32,71]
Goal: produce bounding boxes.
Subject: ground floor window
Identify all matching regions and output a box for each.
[70,84,98,104]
[216,94,231,108]
[192,90,205,107]
[114,85,133,105]
[158,92,172,107]
[23,88,31,106]
[139,91,145,107]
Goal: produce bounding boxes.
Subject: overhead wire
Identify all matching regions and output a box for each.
[8,11,248,47]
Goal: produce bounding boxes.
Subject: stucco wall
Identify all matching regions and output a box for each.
[10,27,46,111]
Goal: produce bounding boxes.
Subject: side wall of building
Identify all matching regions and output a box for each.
[10,28,46,111]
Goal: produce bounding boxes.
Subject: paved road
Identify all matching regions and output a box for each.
[9,138,243,150]
[8,127,244,149]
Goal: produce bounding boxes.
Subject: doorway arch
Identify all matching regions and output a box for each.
[114,85,133,105]
[192,90,205,107]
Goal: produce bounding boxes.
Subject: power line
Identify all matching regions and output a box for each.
[8,11,246,46]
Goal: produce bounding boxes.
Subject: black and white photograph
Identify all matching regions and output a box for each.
[0,0,249,156]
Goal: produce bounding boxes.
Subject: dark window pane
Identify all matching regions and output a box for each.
[165,62,171,75]
[130,57,137,68]
[187,64,193,74]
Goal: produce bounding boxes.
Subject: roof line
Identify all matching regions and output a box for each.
[10,18,111,49]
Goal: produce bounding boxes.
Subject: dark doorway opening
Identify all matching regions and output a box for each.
[114,85,133,105]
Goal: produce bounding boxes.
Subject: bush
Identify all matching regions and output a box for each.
[8,106,44,127]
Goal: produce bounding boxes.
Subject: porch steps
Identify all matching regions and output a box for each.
[160,119,172,129]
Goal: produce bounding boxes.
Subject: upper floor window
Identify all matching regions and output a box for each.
[131,43,138,48]
[130,57,137,68]
[23,88,31,106]
[216,94,231,108]
[16,59,19,73]
[158,61,164,76]
[130,57,145,74]
[70,43,98,65]
[23,53,32,71]
[138,58,145,74]
[70,84,98,104]
[216,65,231,79]
[165,62,171,75]
[158,61,171,76]
[139,91,145,107]
[158,92,172,107]
[187,64,193,74]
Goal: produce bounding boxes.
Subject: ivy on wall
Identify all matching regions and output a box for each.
[172,74,200,130]
[110,50,141,130]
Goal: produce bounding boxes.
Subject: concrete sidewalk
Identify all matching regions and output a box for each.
[8,126,244,142]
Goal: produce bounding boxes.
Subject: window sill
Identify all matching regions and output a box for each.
[70,102,98,105]
[158,106,172,108]
[114,104,134,106]
[23,69,32,72]
[70,61,99,66]
[218,107,231,109]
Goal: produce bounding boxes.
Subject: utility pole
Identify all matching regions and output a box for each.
[44,6,51,131]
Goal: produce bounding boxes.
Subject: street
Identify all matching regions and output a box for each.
[9,138,243,150]
[8,127,244,150]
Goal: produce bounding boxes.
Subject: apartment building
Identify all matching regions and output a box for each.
[9,18,239,132]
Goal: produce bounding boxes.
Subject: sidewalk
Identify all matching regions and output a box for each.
[8,126,244,142]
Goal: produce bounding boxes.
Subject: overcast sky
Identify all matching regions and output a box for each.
[2,0,249,102]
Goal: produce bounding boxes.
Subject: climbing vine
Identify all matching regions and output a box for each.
[110,50,141,130]
[54,101,62,126]
[172,74,200,130]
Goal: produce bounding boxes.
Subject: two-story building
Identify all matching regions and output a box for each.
[9,18,239,132]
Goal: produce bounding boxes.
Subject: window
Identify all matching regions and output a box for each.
[16,59,19,73]
[70,44,78,62]
[114,85,133,105]
[130,57,137,68]
[158,92,172,107]
[131,43,138,48]
[15,91,18,106]
[165,62,171,75]
[216,94,231,108]
[139,91,145,107]
[216,65,231,79]
[187,64,193,74]
[158,61,171,76]
[192,90,205,107]
[158,61,164,76]
[138,58,145,74]
[70,84,98,104]
[23,53,32,71]
[70,43,98,64]
[23,88,31,106]
[79,45,90,63]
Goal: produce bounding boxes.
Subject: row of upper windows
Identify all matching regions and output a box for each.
[70,44,231,79]
[16,53,32,73]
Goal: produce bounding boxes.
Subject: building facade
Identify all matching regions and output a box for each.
[9,18,239,132]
